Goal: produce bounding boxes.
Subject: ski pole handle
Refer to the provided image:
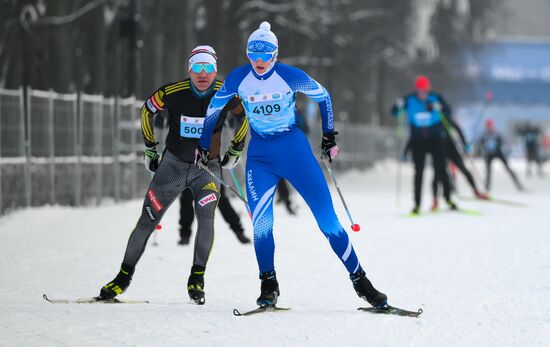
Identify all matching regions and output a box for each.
[322,157,360,232]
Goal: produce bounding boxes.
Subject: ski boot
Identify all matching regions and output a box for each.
[187,265,206,305]
[178,230,191,246]
[411,205,420,215]
[474,190,489,200]
[350,269,387,308]
[256,271,280,307]
[232,225,251,244]
[234,231,251,244]
[285,201,297,215]
[99,263,135,300]
[446,199,458,210]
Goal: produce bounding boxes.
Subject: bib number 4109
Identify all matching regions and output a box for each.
[253,104,281,115]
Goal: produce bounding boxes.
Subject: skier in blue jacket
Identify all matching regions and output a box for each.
[195,22,387,308]
[392,76,458,214]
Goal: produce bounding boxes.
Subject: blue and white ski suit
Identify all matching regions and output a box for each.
[200,63,362,274]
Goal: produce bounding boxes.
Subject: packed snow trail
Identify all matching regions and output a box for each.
[0,160,548,347]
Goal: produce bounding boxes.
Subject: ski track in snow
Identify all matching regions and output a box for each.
[1,160,549,347]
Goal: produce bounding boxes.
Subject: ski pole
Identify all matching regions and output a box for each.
[198,162,249,207]
[229,168,252,220]
[322,156,360,232]
[438,111,485,185]
[395,110,406,207]
[470,91,493,139]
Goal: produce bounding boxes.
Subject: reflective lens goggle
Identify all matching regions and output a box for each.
[247,51,275,62]
[189,63,216,74]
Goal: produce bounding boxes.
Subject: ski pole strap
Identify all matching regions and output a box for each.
[198,163,249,206]
[229,168,252,220]
[322,157,355,226]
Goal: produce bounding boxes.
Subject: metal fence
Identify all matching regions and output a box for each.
[0,88,152,215]
[0,87,397,216]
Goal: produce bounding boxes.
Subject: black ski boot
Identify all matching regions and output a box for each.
[446,199,458,211]
[256,271,279,307]
[187,265,205,305]
[234,231,251,244]
[350,269,387,308]
[99,263,135,300]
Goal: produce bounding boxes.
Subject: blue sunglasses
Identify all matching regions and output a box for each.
[190,63,216,74]
[247,51,275,62]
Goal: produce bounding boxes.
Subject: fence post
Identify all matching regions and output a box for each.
[74,92,81,206]
[0,89,3,214]
[95,96,103,205]
[113,97,120,201]
[130,96,137,199]
[24,86,32,207]
[48,89,56,205]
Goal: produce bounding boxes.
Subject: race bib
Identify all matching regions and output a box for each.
[484,138,497,152]
[247,93,285,117]
[412,112,432,127]
[180,116,204,138]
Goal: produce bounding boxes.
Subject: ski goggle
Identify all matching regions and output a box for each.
[247,51,275,62]
[189,63,216,74]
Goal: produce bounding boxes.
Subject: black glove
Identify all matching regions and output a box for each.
[427,101,442,112]
[194,145,210,167]
[143,143,160,173]
[221,142,243,170]
[321,131,339,162]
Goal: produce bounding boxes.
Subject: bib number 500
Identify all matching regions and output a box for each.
[183,126,202,135]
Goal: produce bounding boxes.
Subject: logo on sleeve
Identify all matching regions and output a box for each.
[198,193,217,207]
[146,99,157,113]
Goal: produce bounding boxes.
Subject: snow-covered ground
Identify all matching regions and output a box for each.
[1,160,549,347]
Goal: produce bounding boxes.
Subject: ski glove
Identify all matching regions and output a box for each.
[221,142,243,170]
[428,101,442,112]
[194,145,210,167]
[321,131,339,162]
[143,143,160,173]
[394,98,405,109]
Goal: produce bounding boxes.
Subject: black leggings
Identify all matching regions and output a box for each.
[433,142,479,197]
[485,152,522,191]
[411,138,451,206]
[179,183,244,239]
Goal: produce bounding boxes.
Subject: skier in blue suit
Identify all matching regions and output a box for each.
[196,22,387,308]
